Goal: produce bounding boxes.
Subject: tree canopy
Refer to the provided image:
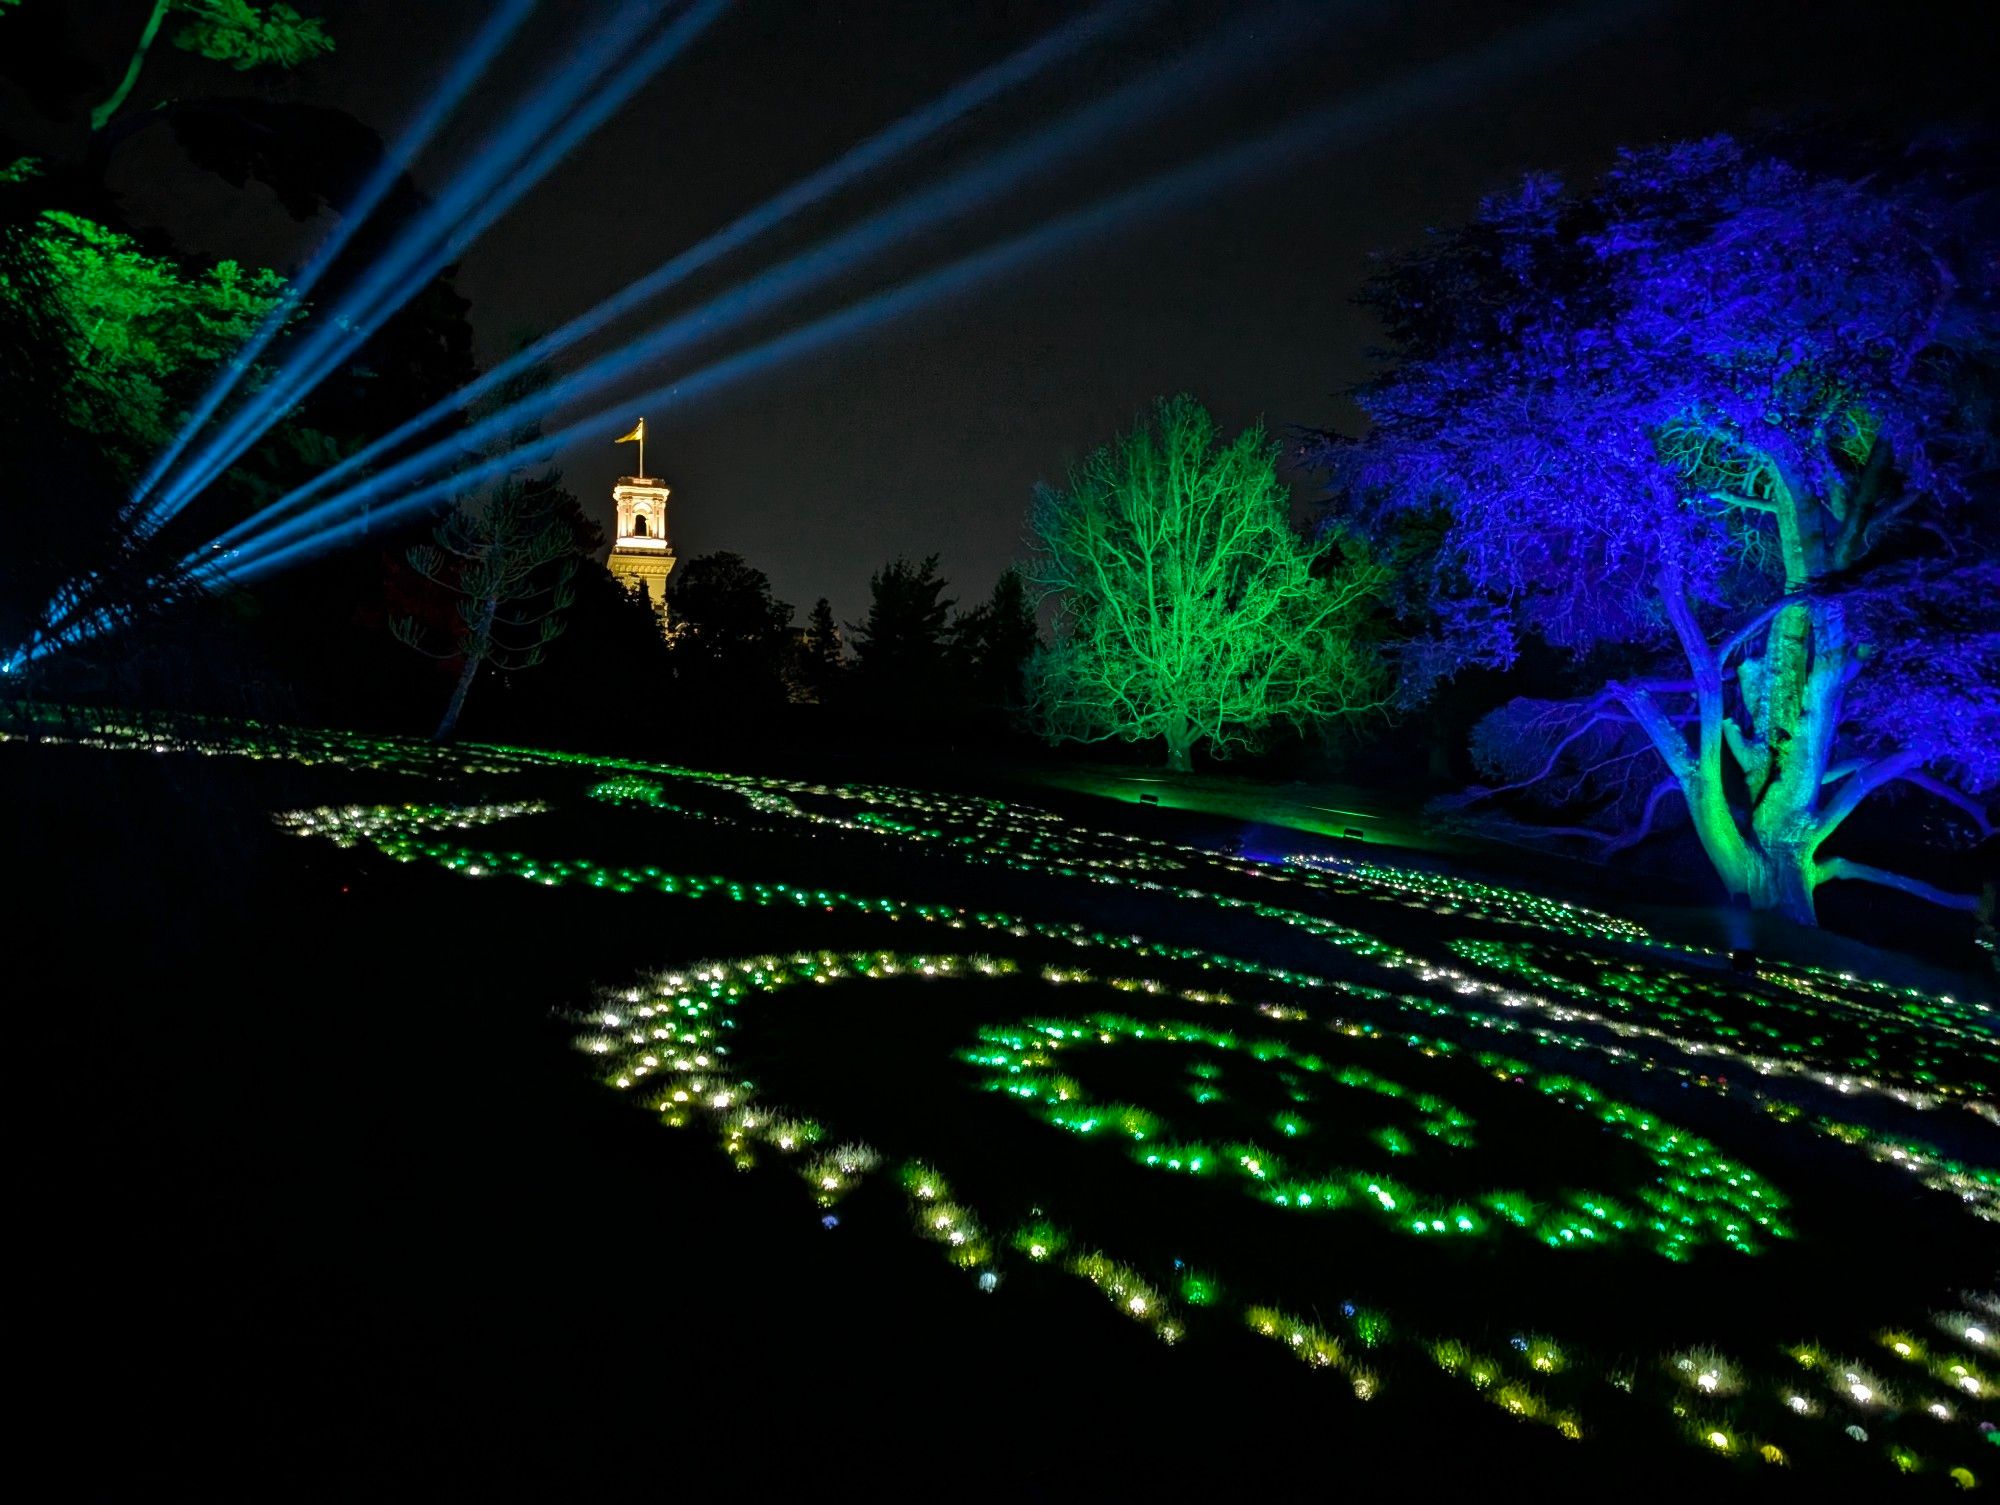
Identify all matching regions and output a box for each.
[950,565,1041,717]
[851,553,955,708]
[33,208,290,463]
[1033,395,1387,770]
[92,0,334,131]
[1316,132,1998,919]
[666,551,795,711]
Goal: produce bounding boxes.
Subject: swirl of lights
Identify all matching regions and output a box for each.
[15,705,1996,1480]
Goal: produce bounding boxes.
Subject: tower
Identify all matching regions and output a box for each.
[607,418,675,627]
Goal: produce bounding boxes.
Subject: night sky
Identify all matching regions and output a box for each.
[31,0,1999,622]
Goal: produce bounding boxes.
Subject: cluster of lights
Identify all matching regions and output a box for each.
[275,801,549,847]
[561,938,1801,1450]
[967,1008,1781,1257]
[25,709,1997,1482]
[1244,1306,1377,1399]
[1,710,531,777]
[1802,1117,1999,1223]
[1453,937,1995,1102]
[1068,1251,1184,1343]
[1430,1337,1581,1439]
[1275,851,1648,943]
[561,936,1932,1475]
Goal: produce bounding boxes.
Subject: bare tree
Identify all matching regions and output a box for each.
[1031,395,1388,771]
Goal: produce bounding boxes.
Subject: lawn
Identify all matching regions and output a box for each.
[13,709,1995,1496]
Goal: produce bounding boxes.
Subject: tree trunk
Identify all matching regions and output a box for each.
[433,653,479,742]
[1164,717,1193,772]
[433,598,495,742]
[1746,843,1818,925]
[1681,768,1753,903]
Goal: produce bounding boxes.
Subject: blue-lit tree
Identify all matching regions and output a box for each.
[1315,134,1997,921]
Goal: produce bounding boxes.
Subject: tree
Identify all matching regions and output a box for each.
[391,476,581,741]
[0,184,296,653]
[851,554,954,708]
[91,0,333,132]
[32,209,290,464]
[664,551,794,709]
[794,596,846,704]
[1031,395,1388,771]
[0,2,484,723]
[1316,132,1998,921]
[949,566,1041,719]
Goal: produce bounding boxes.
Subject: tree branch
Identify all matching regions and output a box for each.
[1702,490,1778,514]
[1814,748,1922,845]
[1601,777,1686,855]
[1897,770,1996,837]
[1817,857,1979,912]
[92,0,174,133]
[1608,682,1695,783]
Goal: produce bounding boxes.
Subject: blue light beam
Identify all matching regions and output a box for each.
[209,0,1155,554]
[211,0,1649,591]
[136,0,730,537]
[208,0,1318,563]
[126,0,540,522]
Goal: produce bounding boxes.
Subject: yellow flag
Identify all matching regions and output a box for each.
[614,418,645,445]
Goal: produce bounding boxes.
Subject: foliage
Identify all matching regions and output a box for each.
[392,476,582,741]
[1316,132,1999,919]
[0,196,290,648]
[0,198,127,645]
[90,0,333,133]
[793,596,846,704]
[950,566,1041,717]
[1033,395,1388,770]
[666,551,795,709]
[852,553,955,706]
[172,1,333,72]
[0,0,481,723]
[29,208,289,467]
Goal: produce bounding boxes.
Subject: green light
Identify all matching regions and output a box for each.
[28,706,1995,1482]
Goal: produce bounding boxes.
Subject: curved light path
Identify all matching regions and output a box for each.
[12,708,1994,1481]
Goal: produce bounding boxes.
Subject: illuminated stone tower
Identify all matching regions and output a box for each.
[607,417,675,627]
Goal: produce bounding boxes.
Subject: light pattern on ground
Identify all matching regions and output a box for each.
[12,709,1995,1484]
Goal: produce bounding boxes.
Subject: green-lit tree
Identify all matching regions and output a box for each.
[1030,395,1387,771]
[33,209,289,464]
[392,476,581,741]
[0,184,293,647]
[92,0,334,132]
